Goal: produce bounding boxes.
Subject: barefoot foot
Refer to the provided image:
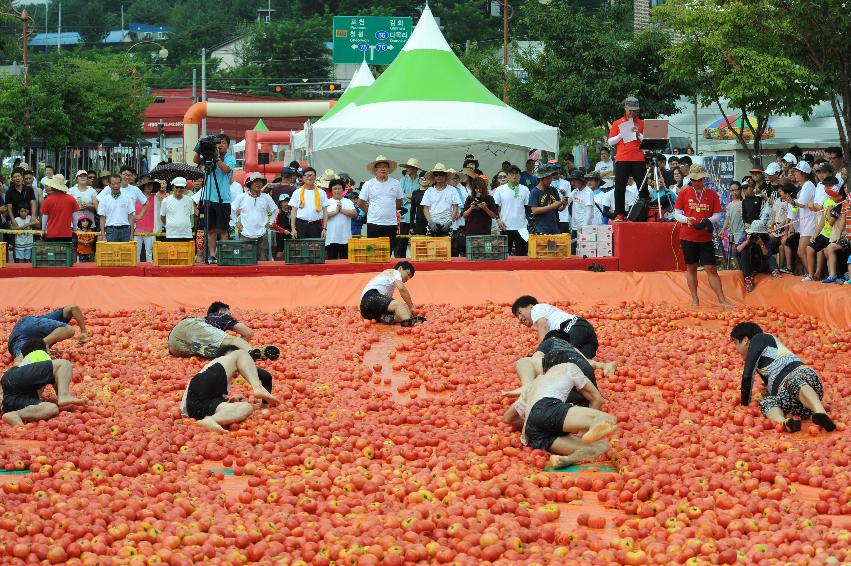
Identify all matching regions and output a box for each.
[196,417,227,433]
[690,299,700,307]
[719,299,735,308]
[252,388,279,405]
[548,446,603,468]
[2,412,24,427]
[582,418,617,444]
[57,395,88,408]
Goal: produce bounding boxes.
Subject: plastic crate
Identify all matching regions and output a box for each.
[529,234,571,259]
[32,242,75,268]
[96,242,138,267]
[217,240,258,266]
[153,241,196,266]
[348,237,391,264]
[465,235,509,261]
[284,238,326,265]
[409,236,452,262]
[0,242,5,268]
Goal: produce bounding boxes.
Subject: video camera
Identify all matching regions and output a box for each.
[195,135,220,168]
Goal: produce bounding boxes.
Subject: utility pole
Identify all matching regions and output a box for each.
[192,68,197,103]
[57,2,61,51]
[7,1,35,86]
[502,0,511,103]
[201,47,207,136]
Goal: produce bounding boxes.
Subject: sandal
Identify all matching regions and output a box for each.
[811,413,836,432]
[783,418,801,433]
[249,345,280,361]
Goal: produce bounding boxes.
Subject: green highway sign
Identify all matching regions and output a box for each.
[332,16,413,65]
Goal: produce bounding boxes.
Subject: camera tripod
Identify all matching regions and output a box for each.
[199,154,224,264]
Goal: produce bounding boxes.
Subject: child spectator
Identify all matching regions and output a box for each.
[76,217,97,262]
[723,182,745,250]
[325,179,357,260]
[134,178,157,262]
[806,176,841,281]
[12,206,38,262]
[271,194,293,261]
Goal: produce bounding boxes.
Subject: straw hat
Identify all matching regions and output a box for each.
[98,170,111,179]
[458,167,477,181]
[689,164,709,181]
[404,158,422,170]
[366,155,398,174]
[426,163,450,181]
[44,174,69,192]
[317,169,336,189]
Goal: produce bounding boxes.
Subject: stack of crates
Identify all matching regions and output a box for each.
[409,236,452,262]
[284,238,326,264]
[576,225,614,257]
[153,241,196,266]
[217,240,258,266]
[32,242,75,268]
[96,242,138,267]
[528,234,571,259]
[0,242,5,268]
[348,237,391,263]
[465,235,509,261]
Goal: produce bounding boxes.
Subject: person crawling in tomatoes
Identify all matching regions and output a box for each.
[731,321,836,433]
[502,338,618,469]
[2,339,87,427]
[359,261,425,327]
[511,295,600,359]
[179,345,278,433]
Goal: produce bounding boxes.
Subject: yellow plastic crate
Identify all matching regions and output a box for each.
[409,236,452,262]
[529,234,571,259]
[153,241,196,266]
[95,241,138,267]
[348,237,391,264]
[0,242,5,268]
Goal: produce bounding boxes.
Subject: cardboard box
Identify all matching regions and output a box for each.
[596,243,613,257]
[597,224,613,235]
[578,232,597,243]
[577,243,597,257]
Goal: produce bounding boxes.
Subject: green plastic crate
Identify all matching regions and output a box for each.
[284,238,326,265]
[465,235,509,261]
[216,240,258,266]
[32,242,75,268]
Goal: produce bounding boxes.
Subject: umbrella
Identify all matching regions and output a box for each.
[704,114,775,141]
[149,162,205,182]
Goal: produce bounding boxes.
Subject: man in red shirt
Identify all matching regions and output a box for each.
[607,97,646,220]
[41,174,80,243]
[673,165,733,307]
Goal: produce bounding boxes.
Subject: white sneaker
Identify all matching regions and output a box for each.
[801,276,814,282]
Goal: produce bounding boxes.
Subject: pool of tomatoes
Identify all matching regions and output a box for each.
[0,301,849,566]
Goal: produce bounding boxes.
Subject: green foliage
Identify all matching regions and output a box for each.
[77,0,120,44]
[456,41,505,99]
[507,1,683,139]
[126,0,172,25]
[654,0,821,163]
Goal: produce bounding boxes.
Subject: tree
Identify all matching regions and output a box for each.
[456,41,505,98]
[126,0,172,25]
[654,0,822,166]
[775,0,851,171]
[77,0,119,44]
[507,1,684,141]
[0,76,70,152]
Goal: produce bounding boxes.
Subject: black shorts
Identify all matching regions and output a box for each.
[784,233,800,250]
[808,234,830,252]
[525,397,573,451]
[1,361,54,413]
[360,289,393,321]
[185,363,228,420]
[202,202,232,232]
[680,240,717,266]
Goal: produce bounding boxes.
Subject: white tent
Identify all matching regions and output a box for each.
[308,6,558,181]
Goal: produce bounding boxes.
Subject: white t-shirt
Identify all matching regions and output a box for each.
[68,186,98,223]
[97,191,135,226]
[98,184,147,207]
[229,181,244,228]
[232,192,278,237]
[594,160,614,174]
[449,184,469,228]
[493,184,530,230]
[530,303,578,332]
[361,268,403,299]
[514,363,589,421]
[814,183,828,207]
[796,180,818,237]
[595,185,638,211]
[160,194,195,239]
[360,177,403,226]
[556,179,571,223]
[422,186,458,225]
[325,197,355,245]
[291,188,328,222]
[570,187,596,229]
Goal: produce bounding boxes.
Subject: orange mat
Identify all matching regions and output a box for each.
[0,270,848,328]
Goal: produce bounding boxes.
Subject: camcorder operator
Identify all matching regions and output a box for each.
[193,133,235,264]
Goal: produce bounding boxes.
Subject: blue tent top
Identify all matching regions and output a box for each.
[29,32,82,46]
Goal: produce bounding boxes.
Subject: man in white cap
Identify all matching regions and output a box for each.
[233,172,278,261]
[357,156,403,255]
[607,97,646,220]
[421,163,459,236]
[781,153,797,178]
[40,174,79,243]
[160,177,196,242]
[398,158,421,257]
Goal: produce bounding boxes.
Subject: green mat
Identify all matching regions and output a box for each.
[543,464,617,473]
[0,469,31,476]
[207,468,235,475]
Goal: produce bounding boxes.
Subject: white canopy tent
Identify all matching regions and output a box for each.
[307,6,558,181]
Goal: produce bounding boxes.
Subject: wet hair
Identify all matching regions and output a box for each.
[511,295,538,315]
[396,261,415,277]
[542,348,577,373]
[730,322,763,342]
[21,338,48,358]
[207,301,229,315]
[216,344,241,357]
